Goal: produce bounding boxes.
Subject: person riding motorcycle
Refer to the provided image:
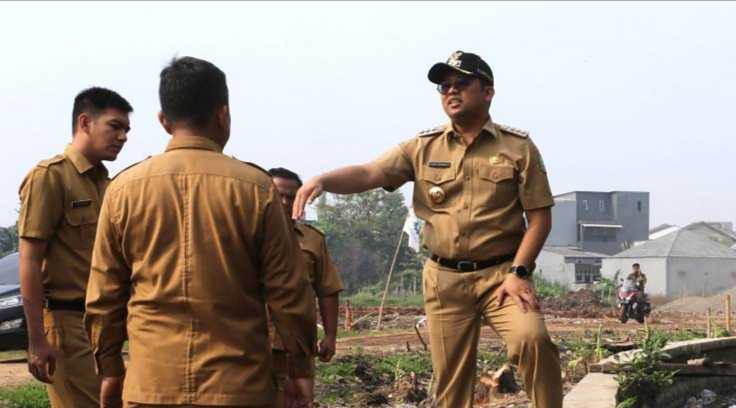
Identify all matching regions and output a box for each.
[626,263,647,293]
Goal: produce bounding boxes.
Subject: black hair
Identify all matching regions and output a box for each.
[268,167,303,187]
[633,263,640,267]
[159,56,228,128]
[72,87,133,133]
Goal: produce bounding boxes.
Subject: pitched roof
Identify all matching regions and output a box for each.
[543,246,607,258]
[612,229,736,259]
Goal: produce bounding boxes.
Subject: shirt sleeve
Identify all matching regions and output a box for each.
[371,141,415,192]
[518,139,554,210]
[313,237,343,298]
[259,186,316,357]
[84,191,130,377]
[17,167,64,240]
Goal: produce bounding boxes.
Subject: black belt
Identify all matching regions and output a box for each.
[430,253,515,272]
[45,298,85,313]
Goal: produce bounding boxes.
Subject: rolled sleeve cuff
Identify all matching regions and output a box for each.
[315,287,343,299]
[521,196,554,211]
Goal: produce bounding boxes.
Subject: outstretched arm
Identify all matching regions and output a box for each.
[292,163,389,219]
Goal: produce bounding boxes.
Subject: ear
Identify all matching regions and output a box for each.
[484,86,495,103]
[158,112,173,135]
[78,112,92,134]
[216,105,230,129]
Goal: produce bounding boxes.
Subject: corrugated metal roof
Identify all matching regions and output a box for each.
[542,246,607,258]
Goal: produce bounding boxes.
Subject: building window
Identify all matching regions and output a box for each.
[582,200,589,211]
[575,263,601,284]
[599,200,605,212]
[637,201,642,212]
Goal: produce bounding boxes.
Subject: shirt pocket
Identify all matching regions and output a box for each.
[418,167,458,209]
[64,205,98,249]
[477,165,517,208]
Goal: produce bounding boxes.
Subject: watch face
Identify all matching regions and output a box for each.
[514,266,529,277]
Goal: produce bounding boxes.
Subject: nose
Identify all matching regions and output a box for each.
[118,131,128,143]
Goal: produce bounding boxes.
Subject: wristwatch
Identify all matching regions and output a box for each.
[510,265,531,278]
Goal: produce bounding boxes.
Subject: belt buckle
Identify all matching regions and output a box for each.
[457,261,476,272]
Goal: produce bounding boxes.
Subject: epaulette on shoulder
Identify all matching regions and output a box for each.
[37,154,65,168]
[298,222,325,237]
[236,159,270,177]
[498,123,529,139]
[112,156,151,180]
[416,125,446,138]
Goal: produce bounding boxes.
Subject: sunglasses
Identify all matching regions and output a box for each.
[437,76,476,95]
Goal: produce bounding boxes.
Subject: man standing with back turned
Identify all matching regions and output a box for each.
[18,87,132,407]
[85,56,315,408]
[293,51,562,407]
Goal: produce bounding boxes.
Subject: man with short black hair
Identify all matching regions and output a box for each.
[294,50,562,407]
[627,263,647,292]
[84,56,315,407]
[267,167,342,407]
[18,86,132,407]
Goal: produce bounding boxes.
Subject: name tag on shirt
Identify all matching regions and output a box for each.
[71,199,92,208]
[428,161,451,168]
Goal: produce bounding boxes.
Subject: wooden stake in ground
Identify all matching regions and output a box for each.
[726,294,732,333]
[376,231,405,331]
[344,300,353,332]
[706,307,712,338]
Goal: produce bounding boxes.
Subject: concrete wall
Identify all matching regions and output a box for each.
[601,257,667,295]
[576,191,650,255]
[548,200,577,246]
[536,250,574,286]
[667,257,736,297]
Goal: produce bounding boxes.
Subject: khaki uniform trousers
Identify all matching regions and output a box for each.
[42,309,100,408]
[423,260,562,408]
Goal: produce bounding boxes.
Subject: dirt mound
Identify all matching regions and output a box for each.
[659,286,736,314]
[542,289,610,317]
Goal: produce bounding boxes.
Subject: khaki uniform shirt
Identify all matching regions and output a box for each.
[84,136,316,406]
[373,120,553,261]
[626,272,647,291]
[18,145,109,302]
[270,223,342,351]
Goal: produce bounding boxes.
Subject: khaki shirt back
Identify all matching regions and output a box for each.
[373,120,553,261]
[270,223,343,351]
[18,145,109,302]
[84,136,315,406]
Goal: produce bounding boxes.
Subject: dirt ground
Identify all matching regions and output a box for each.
[0,306,719,408]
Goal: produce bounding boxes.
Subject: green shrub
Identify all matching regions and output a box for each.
[0,383,49,408]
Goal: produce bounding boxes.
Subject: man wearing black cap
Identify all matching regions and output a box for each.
[293,50,562,407]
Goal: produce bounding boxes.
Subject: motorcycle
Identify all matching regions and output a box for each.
[617,279,651,324]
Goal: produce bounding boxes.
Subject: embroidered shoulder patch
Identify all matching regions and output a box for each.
[37,154,65,168]
[417,125,446,138]
[498,124,529,138]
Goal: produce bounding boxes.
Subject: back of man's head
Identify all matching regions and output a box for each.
[268,167,303,187]
[72,87,133,134]
[159,56,228,129]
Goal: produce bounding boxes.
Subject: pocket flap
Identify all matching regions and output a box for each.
[421,168,456,185]
[64,206,97,226]
[479,166,515,183]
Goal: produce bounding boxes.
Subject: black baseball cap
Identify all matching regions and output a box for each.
[428,50,494,85]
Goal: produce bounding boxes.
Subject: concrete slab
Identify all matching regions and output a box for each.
[563,373,618,408]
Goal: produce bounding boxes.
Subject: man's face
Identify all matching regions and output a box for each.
[633,265,641,274]
[85,108,130,162]
[438,72,493,121]
[272,176,300,215]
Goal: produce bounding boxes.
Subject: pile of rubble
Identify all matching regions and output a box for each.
[542,289,611,318]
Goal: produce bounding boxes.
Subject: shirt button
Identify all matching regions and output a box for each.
[463,203,469,209]
[464,176,470,181]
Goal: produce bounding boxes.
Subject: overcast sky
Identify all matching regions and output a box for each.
[1,1,734,228]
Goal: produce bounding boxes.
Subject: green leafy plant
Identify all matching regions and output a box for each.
[615,330,677,408]
[0,383,49,408]
[533,274,567,299]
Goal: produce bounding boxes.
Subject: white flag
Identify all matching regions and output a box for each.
[402,207,423,252]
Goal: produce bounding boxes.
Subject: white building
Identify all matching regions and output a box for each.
[601,229,736,297]
[536,247,606,288]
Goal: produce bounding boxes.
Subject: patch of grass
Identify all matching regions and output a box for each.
[344,291,424,308]
[0,350,26,361]
[0,383,49,408]
[533,275,567,299]
[477,348,506,372]
[374,352,432,378]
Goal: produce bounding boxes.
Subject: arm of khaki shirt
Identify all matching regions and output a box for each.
[261,187,317,357]
[512,207,552,269]
[292,163,389,219]
[84,194,130,378]
[18,238,56,383]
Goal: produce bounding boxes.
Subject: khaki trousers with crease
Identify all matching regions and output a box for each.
[423,260,563,408]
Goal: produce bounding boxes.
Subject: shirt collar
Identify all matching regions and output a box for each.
[64,145,98,174]
[446,117,498,141]
[165,136,223,153]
